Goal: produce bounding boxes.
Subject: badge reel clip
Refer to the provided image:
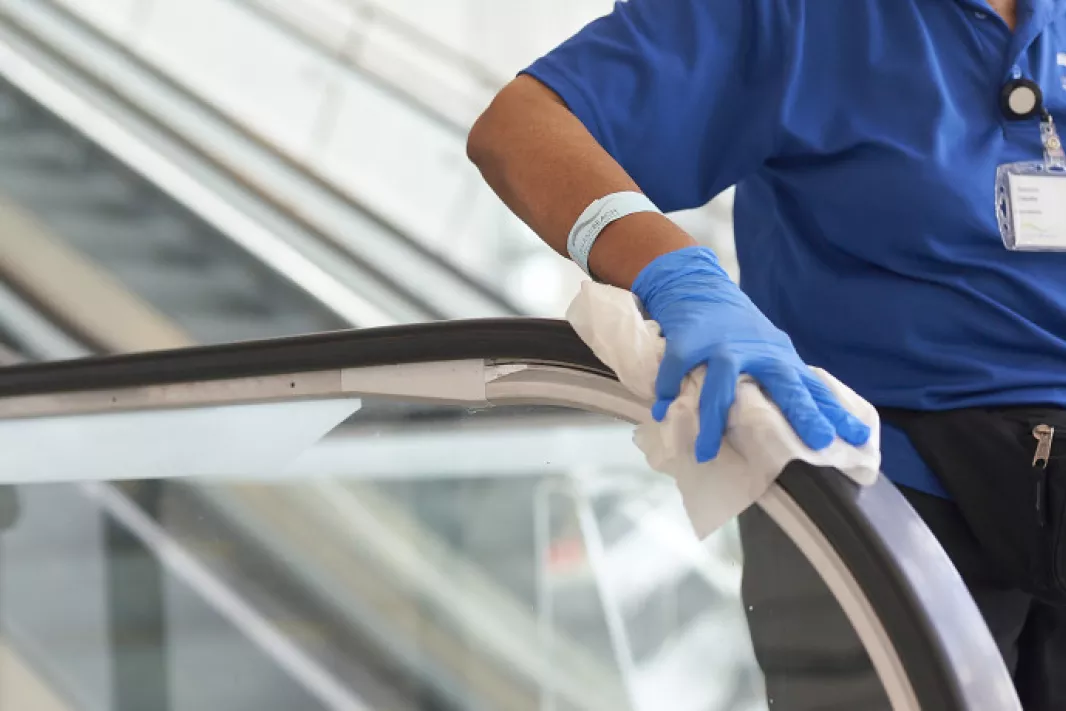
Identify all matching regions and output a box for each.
[996,79,1066,251]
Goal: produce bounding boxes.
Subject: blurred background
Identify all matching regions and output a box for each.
[9,0,738,321]
[0,2,773,711]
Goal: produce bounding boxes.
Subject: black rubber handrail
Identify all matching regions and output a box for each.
[0,299,1016,711]
[0,319,612,397]
[776,463,970,710]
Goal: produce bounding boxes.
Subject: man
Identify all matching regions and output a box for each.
[468,0,1066,708]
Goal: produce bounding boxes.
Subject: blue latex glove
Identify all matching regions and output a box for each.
[631,246,871,462]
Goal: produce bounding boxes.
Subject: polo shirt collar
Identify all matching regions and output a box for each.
[951,0,1066,31]
[1009,0,1066,73]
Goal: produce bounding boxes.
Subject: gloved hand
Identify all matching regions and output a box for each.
[631,246,871,462]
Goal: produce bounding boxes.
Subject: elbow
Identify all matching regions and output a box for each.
[467,76,549,170]
[468,76,568,177]
[465,111,491,169]
[466,99,505,172]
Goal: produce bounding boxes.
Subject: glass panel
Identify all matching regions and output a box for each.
[0,74,347,346]
[0,396,894,710]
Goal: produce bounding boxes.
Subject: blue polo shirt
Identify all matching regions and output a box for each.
[524,0,1066,497]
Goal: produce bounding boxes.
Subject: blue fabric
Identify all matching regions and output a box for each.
[523,0,1066,497]
[632,246,872,461]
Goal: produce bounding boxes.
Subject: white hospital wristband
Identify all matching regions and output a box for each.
[567,192,662,275]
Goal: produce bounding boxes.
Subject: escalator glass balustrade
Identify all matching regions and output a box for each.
[0,0,518,329]
[0,75,347,344]
[0,322,1019,711]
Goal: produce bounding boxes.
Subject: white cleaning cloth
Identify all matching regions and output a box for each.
[566,281,881,539]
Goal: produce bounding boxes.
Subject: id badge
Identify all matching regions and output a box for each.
[996,164,1066,251]
[996,111,1066,251]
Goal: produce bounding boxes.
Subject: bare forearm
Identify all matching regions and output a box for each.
[467,76,695,289]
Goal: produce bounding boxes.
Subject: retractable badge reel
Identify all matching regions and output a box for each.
[996,79,1066,251]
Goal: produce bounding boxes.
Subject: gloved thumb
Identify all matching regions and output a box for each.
[652,398,673,422]
[694,357,741,462]
[652,348,690,418]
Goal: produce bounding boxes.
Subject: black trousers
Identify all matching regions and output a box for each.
[740,486,1066,710]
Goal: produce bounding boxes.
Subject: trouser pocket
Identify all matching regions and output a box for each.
[880,406,1066,604]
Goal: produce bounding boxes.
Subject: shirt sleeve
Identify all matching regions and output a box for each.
[522,0,794,213]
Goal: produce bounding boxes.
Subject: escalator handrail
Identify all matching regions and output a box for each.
[0,319,609,397]
[0,317,1021,710]
[774,463,1017,711]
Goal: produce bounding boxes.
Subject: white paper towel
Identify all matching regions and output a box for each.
[566,281,881,539]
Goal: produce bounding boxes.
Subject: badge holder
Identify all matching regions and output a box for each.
[997,112,1066,251]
